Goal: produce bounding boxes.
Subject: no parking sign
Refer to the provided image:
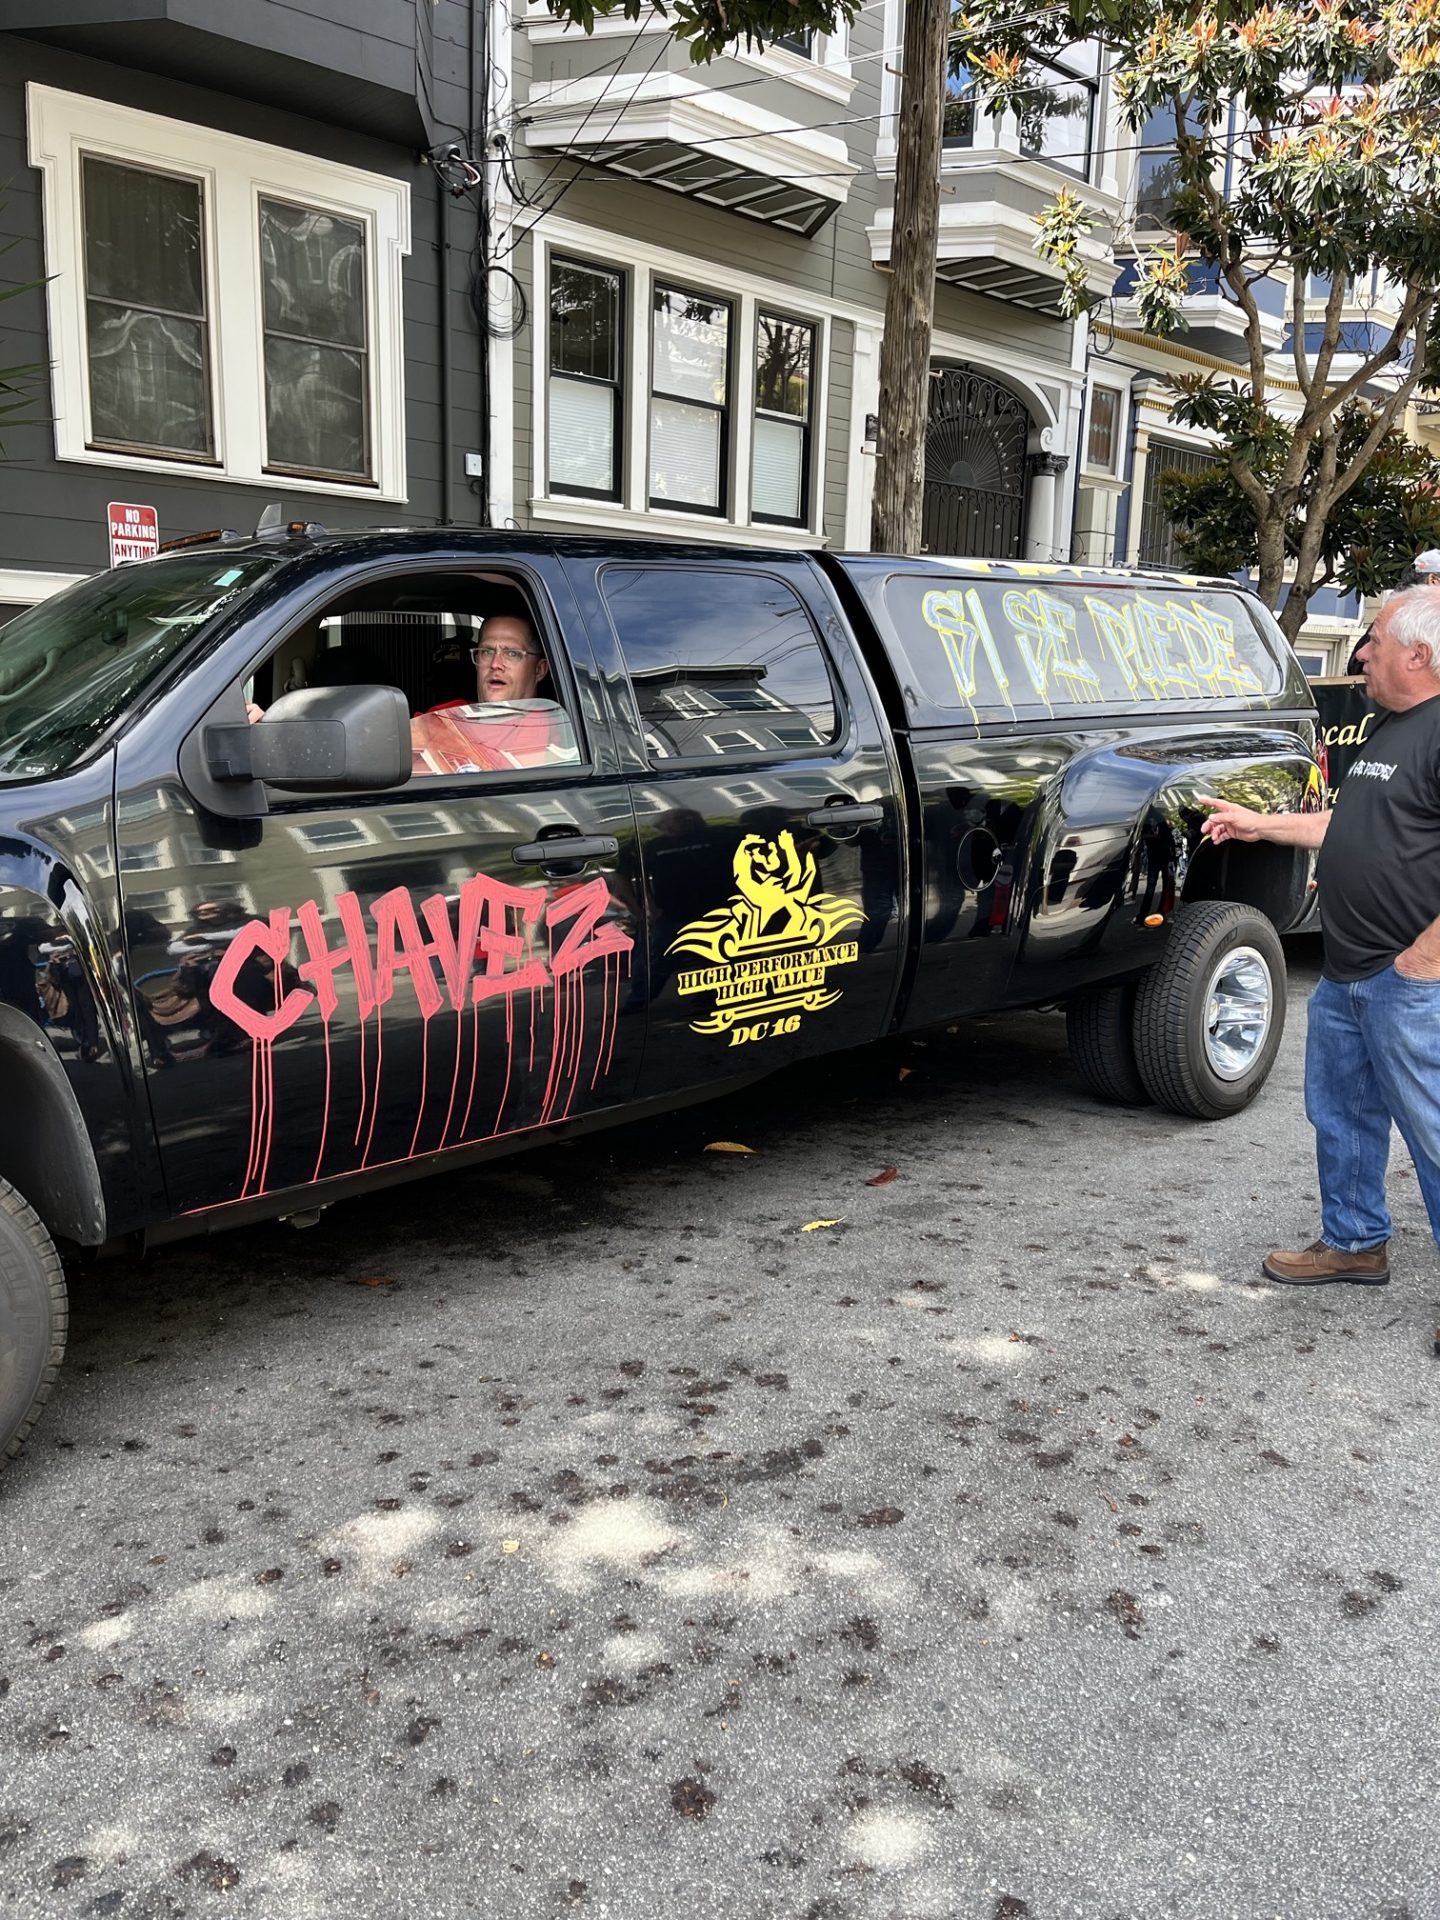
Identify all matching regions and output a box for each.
[107,502,158,567]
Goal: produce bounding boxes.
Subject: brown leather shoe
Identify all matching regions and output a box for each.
[1261,1239,1390,1286]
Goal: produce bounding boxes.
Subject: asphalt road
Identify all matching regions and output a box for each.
[1,932,1437,1920]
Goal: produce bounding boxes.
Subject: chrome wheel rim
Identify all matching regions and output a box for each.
[1204,944,1272,1080]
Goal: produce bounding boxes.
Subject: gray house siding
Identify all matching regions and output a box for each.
[823,320,853,546]
[0,15,489,587]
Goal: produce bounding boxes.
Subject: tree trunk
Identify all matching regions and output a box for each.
[1276,578,1313,647]
[1254,514,1287,621]
[869,0,948,555]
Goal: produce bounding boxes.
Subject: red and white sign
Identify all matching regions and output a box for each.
[108,502,159,567]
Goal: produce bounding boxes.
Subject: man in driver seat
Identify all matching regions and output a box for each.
[412,614,577,776]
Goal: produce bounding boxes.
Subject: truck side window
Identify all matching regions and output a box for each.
[600,566,837,762]
[249,573,584,780]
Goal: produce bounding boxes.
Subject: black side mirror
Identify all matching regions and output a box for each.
[205,685,412,792]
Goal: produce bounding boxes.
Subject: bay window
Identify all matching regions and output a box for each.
[537,234,828,537]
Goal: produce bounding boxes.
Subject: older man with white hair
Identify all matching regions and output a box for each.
[1202,586,1440,1288]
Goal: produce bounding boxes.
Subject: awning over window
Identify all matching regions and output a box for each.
[524,72,857,237]
[869,199,1118,316]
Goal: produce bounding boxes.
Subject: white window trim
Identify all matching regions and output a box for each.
[27,84,411,501]
[532,223,831,544]
[0,568,87,606]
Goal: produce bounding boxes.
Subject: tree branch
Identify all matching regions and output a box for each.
[1307,269,1354,400]
[1328,347,1432,512]
[1310,288,1425,424]
[1291,262,1311,395]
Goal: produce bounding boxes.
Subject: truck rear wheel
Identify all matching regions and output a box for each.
[0,1178,67,1470]
[1066,982,1151,1106]
[1133,902,1286,1119]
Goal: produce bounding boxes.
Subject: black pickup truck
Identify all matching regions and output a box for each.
[0,528,1321,1467]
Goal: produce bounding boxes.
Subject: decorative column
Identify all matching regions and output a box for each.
[1122,375,1171,565]
[1025,451,1069,562]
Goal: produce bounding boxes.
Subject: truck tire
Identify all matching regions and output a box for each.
[1133,902,1286,1119]
[1066,983,1151,1106]
[0,1178,67,1470]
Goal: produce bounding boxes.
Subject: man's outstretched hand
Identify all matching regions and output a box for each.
[1198,795,1267,844]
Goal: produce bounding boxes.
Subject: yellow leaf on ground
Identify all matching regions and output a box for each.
[801,1218,844,1232]
[705,1141,756,1154]
[502,1540,520,1553]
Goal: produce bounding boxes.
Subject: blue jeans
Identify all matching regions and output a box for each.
[1305,968,1440,1250]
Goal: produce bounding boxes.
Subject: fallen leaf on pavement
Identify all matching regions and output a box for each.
[671,1777,717,1819]
[801,1218,844,1232]
[502,1540,520,1554]
[705,1141,755,1154]
[351,1276,392,1288]
[898,1067,912,1081]
[866,1166,899,1186]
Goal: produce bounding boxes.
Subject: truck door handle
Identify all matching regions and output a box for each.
[806,801,883,828]
[510,833,617,868]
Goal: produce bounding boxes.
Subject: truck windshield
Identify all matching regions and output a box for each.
[0,554,280,780]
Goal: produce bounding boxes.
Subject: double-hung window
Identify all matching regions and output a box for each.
[259,199,370,482]
[752,312,814,527]
[548,257,625,500]
[1017,41,1100,179]
[649,284,731,515]
[29,86,409,497]
[82,157,214,461]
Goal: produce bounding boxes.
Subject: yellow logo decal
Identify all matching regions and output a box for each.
[667,831,865,1045]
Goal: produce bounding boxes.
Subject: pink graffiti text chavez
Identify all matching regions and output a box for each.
[208,873,634,1198]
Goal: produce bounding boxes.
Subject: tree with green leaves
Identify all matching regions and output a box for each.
[955,0,1440,640]
[1157,406,1440,604]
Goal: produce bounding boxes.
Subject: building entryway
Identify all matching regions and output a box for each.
[922,365,1030,560]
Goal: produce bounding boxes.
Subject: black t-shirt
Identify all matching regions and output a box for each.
[1318,696,1440,981]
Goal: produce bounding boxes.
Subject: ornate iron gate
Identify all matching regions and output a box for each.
[922,366,1030,559]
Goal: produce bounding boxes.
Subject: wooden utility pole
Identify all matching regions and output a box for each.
[869,0,949,555]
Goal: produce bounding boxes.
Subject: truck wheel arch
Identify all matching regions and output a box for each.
[1182,833,1310,934]
[0,1006,106,1247]
[0,1176,67,1469]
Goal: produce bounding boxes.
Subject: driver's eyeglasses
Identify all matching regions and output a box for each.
[470,643,539,664]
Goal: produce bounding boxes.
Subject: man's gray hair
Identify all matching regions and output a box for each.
[1380,586,1440,676]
